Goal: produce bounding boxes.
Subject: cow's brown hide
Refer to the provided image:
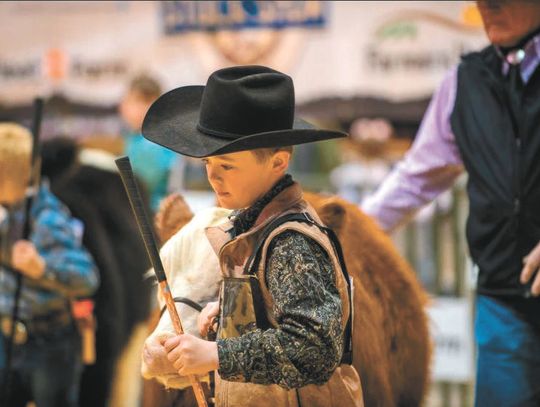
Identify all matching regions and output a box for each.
[142,192,431,407]
[304,192,430,407]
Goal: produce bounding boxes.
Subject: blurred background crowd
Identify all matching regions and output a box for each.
[0,2,490,406]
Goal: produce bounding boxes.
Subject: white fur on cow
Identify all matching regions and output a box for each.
[141,207,231,388]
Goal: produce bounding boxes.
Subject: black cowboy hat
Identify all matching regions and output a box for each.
[142,65,347,158]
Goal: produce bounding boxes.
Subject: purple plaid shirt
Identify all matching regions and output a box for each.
[362,34,540,233]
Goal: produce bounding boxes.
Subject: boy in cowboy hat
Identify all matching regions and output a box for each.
[141,65,363,407]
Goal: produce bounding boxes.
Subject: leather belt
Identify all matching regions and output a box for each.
[0,309,72,345]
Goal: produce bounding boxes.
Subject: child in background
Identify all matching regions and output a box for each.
[0,123,98,407]
[119,75,184,211]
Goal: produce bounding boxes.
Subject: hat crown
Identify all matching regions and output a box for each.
[142,64,345,158]
[197,65,295,139]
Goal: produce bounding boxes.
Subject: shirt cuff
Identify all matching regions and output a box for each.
[216,337,247,382]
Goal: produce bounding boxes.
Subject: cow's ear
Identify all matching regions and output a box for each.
[318,200,346,231]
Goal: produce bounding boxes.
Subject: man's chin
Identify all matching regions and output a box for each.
[488,33,520,47]
[486,26,533,47]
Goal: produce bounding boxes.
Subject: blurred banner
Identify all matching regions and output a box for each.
[0,1,486,107]
[162,1,326,32]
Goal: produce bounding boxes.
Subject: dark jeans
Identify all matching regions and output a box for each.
[0,322,82,407]
[475,295,540,407]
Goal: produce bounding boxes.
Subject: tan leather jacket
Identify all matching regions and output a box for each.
[206,183,363,407]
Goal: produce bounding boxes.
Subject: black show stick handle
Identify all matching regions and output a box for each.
[115,156,166,282]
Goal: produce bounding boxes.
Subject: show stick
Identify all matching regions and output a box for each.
[115,156,208,407]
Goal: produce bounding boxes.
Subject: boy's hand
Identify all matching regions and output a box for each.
[521,240,540,296]
[164,333,219,376]
[198,301,219,337]
[11,240,45,279]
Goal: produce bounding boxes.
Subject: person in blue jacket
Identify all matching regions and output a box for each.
[0,122,99,407]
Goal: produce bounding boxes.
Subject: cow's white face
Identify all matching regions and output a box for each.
[142,206,230,389]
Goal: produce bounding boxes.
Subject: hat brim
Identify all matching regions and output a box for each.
[142,86,347,158]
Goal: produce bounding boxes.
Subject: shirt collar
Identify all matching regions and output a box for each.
[498,33,540,84]
[232,174,294,236]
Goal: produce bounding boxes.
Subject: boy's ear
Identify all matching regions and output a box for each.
[272,150,290,173]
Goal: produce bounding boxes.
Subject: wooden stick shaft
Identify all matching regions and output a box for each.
[159,281,208,407]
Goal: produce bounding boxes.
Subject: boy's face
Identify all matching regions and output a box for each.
[202,150,289,210]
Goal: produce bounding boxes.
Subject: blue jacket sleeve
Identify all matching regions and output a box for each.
[30,186,99,297]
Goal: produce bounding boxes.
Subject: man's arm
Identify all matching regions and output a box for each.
[361,66,464,233]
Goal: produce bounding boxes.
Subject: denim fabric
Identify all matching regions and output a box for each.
[0,323,82,407]
[475,294,540,407]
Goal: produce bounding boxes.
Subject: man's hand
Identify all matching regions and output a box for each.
[198,301,219,337]
[521,241,540,296]
[164,333,219,376]
[11,240,45,279]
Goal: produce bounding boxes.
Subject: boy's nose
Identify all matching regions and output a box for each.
[206,165,222,183]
